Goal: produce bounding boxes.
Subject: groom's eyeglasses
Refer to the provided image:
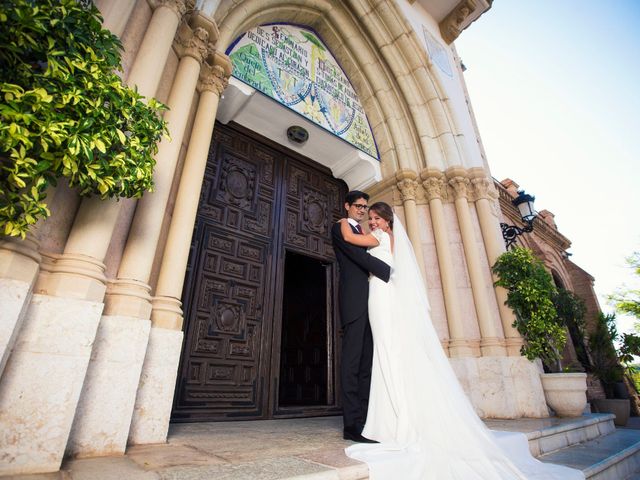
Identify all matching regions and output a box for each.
[352,203,369,211]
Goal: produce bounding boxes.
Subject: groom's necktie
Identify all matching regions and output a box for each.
[355,224,363,234]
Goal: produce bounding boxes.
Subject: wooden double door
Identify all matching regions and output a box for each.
[172,122,346,422]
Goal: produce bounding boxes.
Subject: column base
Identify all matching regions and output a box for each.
[103,279,153,320]
[151,295,183,330]
[128,327,183,445]
[34,253,107,302]
[506,337,526,356]
[66,315,151,458]
[0,236,41,282]
[480,337,507,357]
[450,355,549,419]
[0,294,102,475]
[448,339,481,358]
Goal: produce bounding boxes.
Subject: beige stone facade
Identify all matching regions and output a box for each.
[0,0,605,475]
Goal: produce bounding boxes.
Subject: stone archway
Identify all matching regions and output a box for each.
[211,0,463,176]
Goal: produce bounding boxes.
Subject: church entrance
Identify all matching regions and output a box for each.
[172,121,346,422]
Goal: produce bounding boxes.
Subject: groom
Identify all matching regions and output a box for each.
[331,190,391,443]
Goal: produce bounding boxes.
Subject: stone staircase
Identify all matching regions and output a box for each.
[487,413,640,480]
[282,414,640,480]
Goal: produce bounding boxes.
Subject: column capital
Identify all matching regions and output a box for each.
[471,177,493,200]
[448,176,470,200]
[174,22,209,62]
[422,176,446,201]
[198,52,232,94]
[397,178,419,202]
[148,0,194,18]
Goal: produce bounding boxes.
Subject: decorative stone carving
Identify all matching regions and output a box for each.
[471,177,493,201]
[448,176,470,200]
[148,0,194,17]
[397,179,419,202]
[422,176,446,201]
[198,62,229,95]
[174,22,209,61]
[440,0,477,44]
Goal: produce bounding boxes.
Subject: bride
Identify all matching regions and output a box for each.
[337,202,583,480]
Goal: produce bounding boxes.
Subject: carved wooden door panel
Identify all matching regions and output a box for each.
[173,122,346,422]
[173,123,281,421]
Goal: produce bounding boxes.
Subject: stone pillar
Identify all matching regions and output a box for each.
[104,14,215,319]
[127,0,194,97]
[447,169,506,357]
[38,0,193,302]
[129,52,232,445]
[395,172,427,282]
[94,0,137,37]
[0,2,191,475]
[471,173,524,357]
[66,14,214,458]
[421,170,476,357]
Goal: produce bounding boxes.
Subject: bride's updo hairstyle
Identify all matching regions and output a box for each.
[369,202,394,230]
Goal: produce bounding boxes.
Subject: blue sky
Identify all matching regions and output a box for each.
[456,1,640,333]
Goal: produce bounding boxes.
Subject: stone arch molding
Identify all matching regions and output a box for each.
[204,0,463,184]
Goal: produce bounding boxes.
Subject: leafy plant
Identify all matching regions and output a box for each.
[492,247,566,369]
[0,0,167,237]
[588,312,624,396]
[554,287,589,370]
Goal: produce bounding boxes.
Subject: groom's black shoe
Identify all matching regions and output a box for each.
[343,426,378,443]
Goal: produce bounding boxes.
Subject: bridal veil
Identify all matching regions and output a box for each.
[346,215,584,480]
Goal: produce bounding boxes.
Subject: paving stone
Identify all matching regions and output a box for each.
[157,457,330,480]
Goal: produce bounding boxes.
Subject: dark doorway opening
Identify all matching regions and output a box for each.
[278,251,329,407]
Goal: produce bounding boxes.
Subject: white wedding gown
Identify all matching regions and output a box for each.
[345,218,584,480]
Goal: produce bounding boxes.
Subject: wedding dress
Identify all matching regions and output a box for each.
[345,216,584,480]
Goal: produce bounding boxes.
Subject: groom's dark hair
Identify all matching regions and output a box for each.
[345,190,369,205]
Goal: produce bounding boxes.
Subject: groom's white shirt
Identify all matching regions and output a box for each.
[347,218,359,229]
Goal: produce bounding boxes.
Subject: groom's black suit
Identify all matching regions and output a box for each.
[331,221,391,434]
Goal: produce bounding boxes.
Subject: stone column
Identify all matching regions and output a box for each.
[127,0,194,95]
[66,15,214,458]
[471,173,524,357]
[151,52,231,330]
[129,52,232,445]
[421,170,476,357]
[94,0,137,37]
[38,0,193,302]
[0,2,192,475]
[447,169,506,357]
[129,53,231,444]
[104,14,215,319]
[395,172,427,282]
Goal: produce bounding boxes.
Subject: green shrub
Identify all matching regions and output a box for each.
[492,247,566,369]
[0,0,167,237]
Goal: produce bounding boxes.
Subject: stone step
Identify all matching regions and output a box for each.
[486,413,617,456]
[539,428,640,480]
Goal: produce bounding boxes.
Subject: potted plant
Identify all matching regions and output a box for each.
[493,247,587,417]
[588,312,637,426]
[0,0,167,238]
